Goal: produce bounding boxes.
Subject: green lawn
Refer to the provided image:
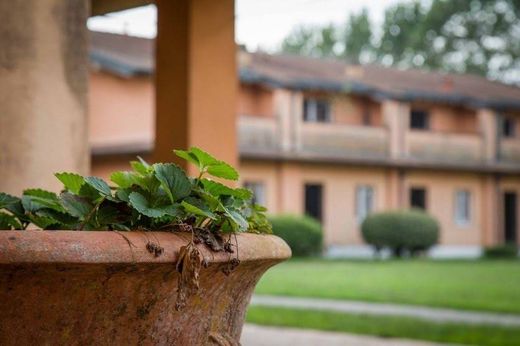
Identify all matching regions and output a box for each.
[247,306,520,346]
[255,259,520,313]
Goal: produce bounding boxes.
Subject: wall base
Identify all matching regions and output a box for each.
[326,245,484,259]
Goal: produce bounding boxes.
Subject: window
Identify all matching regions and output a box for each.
[243,181,266,206]
[454,190,471,226]
[304,183,323,222]
[410,187,427,210]
[303,98,331,123]
[356,185,374,223]
[410,109,429,130]
[502,117,516,138]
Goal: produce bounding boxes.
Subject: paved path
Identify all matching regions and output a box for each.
[241,324,455,346]
[251,295,520,327]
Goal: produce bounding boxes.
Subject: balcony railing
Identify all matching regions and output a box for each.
[407,130,483,163]
[237,115,520,169]
[299,123,388,159]
[238,115,279,155]
[500,138,520,163]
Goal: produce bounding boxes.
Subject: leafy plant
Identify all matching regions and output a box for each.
[0,147,272,235]
[361,209,439,257]
[269,214,323,257]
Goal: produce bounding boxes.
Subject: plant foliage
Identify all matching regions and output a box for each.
[361,209,439,257]
[0,147,272,234]
[269,214,323,257]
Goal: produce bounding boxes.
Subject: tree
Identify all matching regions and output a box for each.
[377,0,520,83]
[344,8,373,63]
[278,0,520,84]
[281,24,339,58]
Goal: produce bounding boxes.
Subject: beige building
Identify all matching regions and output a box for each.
[89,31,520,258]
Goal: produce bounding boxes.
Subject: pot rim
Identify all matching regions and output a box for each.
[0,230,291,265]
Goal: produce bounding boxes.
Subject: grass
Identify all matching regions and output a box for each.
[255,259,520,314]
[246,306,520,346]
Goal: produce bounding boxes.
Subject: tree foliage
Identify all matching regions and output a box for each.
[0,147,272,234]
[279,0,520,84]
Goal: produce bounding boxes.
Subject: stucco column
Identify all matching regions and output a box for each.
[482,174,500,246]
[273,89,292,153]
[382,100,409,159]
[477,108,498,162]
[0,0,89,195]
[154,0,237,173]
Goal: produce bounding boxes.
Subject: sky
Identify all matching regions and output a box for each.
[87,0,403,52]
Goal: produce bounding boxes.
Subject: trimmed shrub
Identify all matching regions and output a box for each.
[269,214,323,257]
[483,244,518,259]
[361,209,439,257]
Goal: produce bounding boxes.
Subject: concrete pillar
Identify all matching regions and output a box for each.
[386,168,405,209]
[273,89,293,153]
[154,0,237,173]
[0,0,89,194]
[382,100,409,158]
[477,108,498,162]
[482,174,500,246]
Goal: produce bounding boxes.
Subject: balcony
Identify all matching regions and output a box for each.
[238,115,388,161]
[238,115,279,156]
[299,123,388,159]
[500,138,520,163]
[407,131,483,163]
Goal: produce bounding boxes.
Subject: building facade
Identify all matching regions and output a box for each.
[89,31,520,257]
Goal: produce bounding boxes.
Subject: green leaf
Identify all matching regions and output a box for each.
[224,207,249,232]
[23,189,65,213]
[95,204,121,226]
[0,212,22,230]
[131,157,151,175]
[116,188,132,203]
[60,192,93,219]
[36,209,77,227]
[153,163,191,203]
[128,192,180,218]
[0,192,20,209]
[189,147,218,167]
[206,161,239,181]
[27,213,60,229]
[174,149,200,168]
[110,171,137,188]
[84,177,112,198]
[181,199,216,220]
[55,172,85,194]
[201,179,252,199]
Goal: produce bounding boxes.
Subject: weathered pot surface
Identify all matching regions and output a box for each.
[0,230,291,346]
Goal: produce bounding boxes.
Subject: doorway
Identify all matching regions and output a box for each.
[504,192,517,244]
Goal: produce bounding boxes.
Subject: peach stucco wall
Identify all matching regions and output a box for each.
[240,160,388,247]
[239,160,520,248]
[411,102,478,134]
[237,84,274,117]
[89,71,154,150]
[404,171,484,246]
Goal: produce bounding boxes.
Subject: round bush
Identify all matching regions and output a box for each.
[269,214,323,257]
[361,209,439,257]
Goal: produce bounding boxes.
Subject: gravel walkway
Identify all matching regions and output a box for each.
[241,324,455,346]
[251,295,520,327]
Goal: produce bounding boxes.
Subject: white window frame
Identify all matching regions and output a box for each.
[356,185,374,224]
[454,189,471,226]
[243,181,266,206]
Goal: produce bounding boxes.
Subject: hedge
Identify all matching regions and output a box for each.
[361,209,439,257]
[269,214,323,257]
[483,244,518,259]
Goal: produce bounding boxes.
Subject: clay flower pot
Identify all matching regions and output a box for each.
[0,230,290,345]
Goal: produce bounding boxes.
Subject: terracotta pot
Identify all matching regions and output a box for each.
[0,230,290,345]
